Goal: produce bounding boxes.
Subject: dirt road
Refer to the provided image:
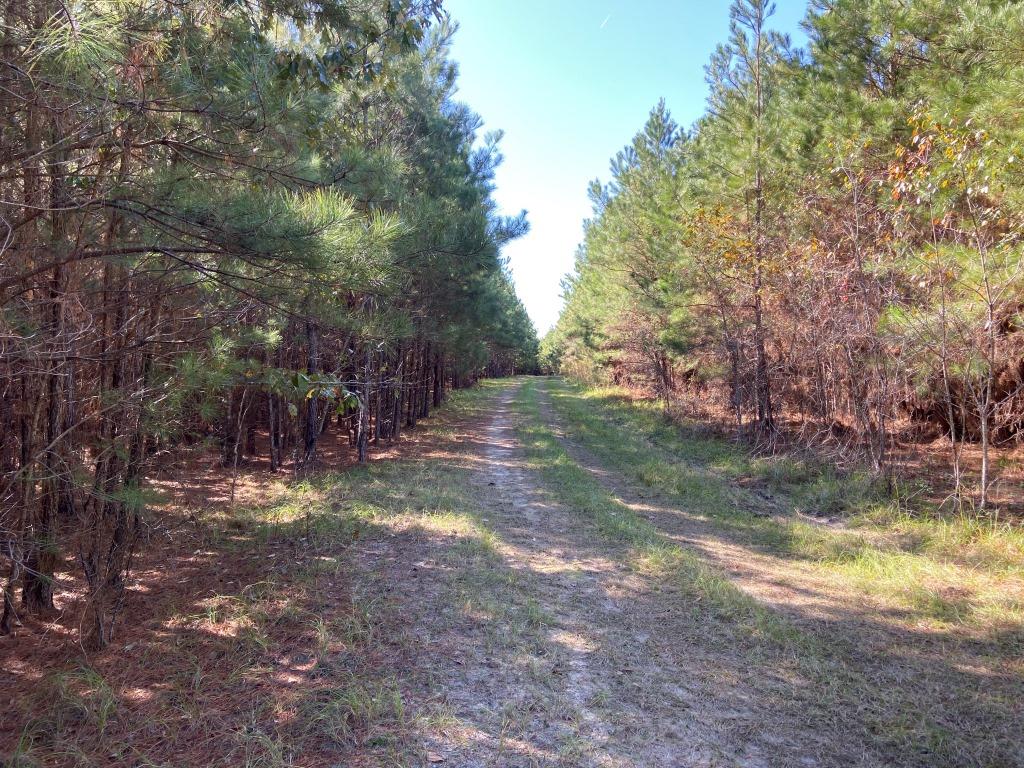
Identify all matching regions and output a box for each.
[7,378,1019,767]
[372,380,866,767]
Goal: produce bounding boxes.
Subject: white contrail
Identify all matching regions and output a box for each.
[600,14,611,29]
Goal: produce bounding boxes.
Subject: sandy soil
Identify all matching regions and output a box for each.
[6,379,1020,767]
[363,383,854,767]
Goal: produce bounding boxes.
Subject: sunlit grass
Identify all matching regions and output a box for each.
[7,381,516,767]
[13,378,1022,768]
[522,377,1024,765]
[514,380,810,653]
[541,377,1024,634]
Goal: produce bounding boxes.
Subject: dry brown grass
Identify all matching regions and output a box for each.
[1,409,467,767]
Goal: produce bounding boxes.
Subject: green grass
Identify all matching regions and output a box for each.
[4,381,521,768]
[540,378,1024,634]
[514,379,809,652]
[10,378,1022,768]
[301,674,405,747]
[519,377,1024,767]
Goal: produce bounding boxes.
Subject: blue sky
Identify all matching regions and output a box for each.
[444,0,809,334]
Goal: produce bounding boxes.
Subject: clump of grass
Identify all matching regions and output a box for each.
[750,453,819,487]
[8,666,122,765]
[333,599,379,649]
[214,475,367,556]
[520,597,553,630]
[302,676,405,746]
[789,468,880,517]
[233,714,290,768]
[192,580,280,658]
[637,542,805,649]
[865,504,1024,574]
[5,725,45,768]
[39,665,118,736]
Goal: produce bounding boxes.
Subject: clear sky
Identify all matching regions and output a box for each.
[444,0,809,335]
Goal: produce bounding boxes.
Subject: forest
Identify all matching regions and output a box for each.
[544,0,1024,513]
[0,0,538,650]
[3,1,1024,767]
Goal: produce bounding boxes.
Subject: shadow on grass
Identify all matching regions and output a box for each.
[7,377,1021,768]
[518,377,1024,768]
[2,385,507,767]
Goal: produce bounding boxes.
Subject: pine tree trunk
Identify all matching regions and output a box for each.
[433,352,444,408]
[357,348,370,463]
[419,342,431,420]
[268,393,281,471]
[303,319,320,465]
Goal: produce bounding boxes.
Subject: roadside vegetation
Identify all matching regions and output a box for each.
[515,380,808,650]
[517,377,1024,767]
[538,378,1024,638]
[4,386,519,766]
[0,0,540,651]
[544,0,1024,516]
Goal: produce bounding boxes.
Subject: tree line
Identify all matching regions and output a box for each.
[544,0,1024,511]
[0,0,538,648]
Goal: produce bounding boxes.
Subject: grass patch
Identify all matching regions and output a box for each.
[526,377,1024,766]
[514,379,809,653]
[542,378,1024,633]
[2,381,514,768]
[301,674,405,747]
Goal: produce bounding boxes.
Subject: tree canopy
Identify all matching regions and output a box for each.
[0,0,538,647]
[546,0,1024,506]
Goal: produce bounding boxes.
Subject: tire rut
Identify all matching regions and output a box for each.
[401,381,826,768]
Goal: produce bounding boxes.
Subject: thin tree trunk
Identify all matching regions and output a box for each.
[303,319,320,466]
